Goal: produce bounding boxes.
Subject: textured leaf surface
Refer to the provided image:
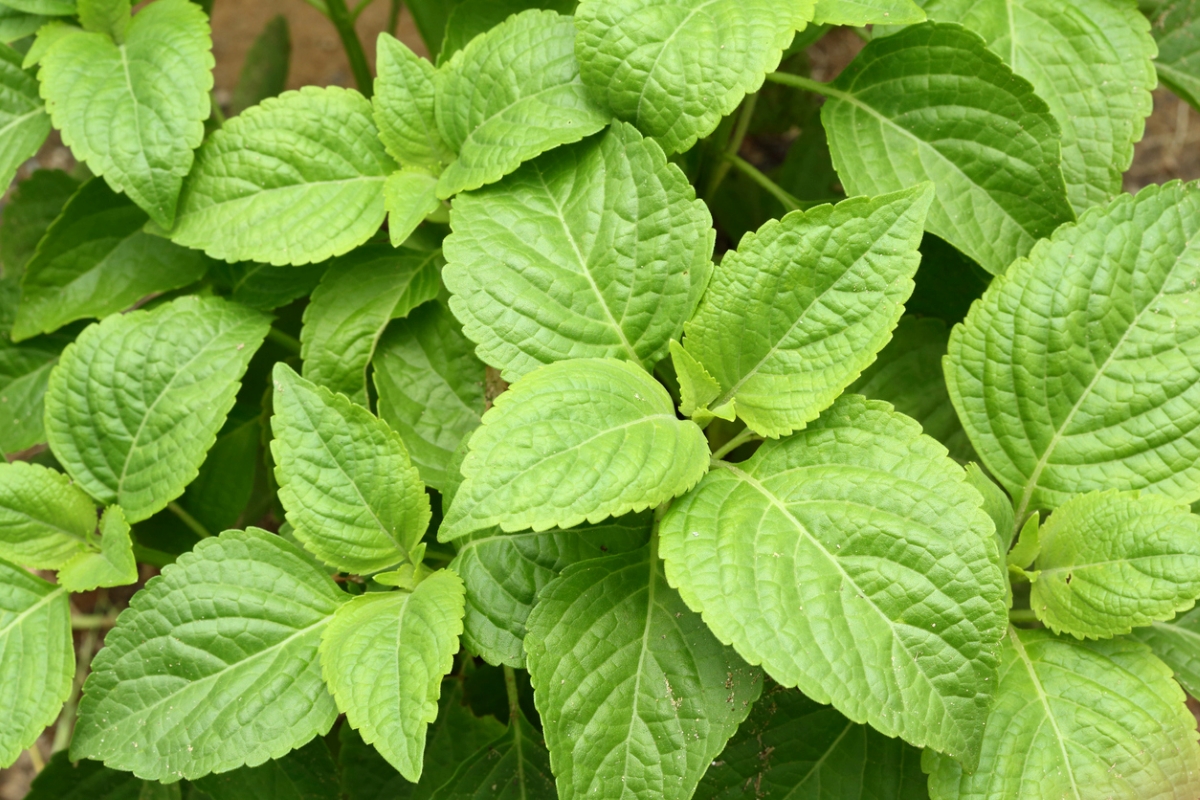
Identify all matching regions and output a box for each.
[45,296,270,522]
[660,394,1007,766]
[429,713,556,800]
[945,182,1200,520]
[192,738,338,800]
[172,86,395,266]
[0,559,71,769]
[271,364,430,573]
[821,22,1073,275]
[444,122,713,380]
[36,0,211,227]
[385,170,442,247]
[526,542,761,800]
[72,529,348,780]
[452,512,650,667]
[1146,0,1200,112]
[0,460,95,569]
[435,9,609,197]
[0,42,48,195]
[321,571,465,781]
[927,628,1200,800]
[27,751,180,800]
[440,358,709,540]
[965,463,1014,559]
[301,245,441,405]
[575,0,813,154]
[13,178,210,340]
[58,505,136,591]
[1133,607,1200,698]
[0,330,66,454]
[682,186,931,438]
[374,33,452,172]
[373,301,485,491]
[0,168,78,279]
[813,0,924,25]
[210,260,329,311]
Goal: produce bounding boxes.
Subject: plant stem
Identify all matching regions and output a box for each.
[711,427,759,461]
[704,92,758,201]
[1008,608,1039,623]
[325,0,374,97]
[724,154,804,212]
[503,664,521,725]
[266,326,303,355]
[387,0,401,35]
[351,0,377,20]
[53,622,101,752]
[71,613,119,630]
[25,744,44,773]
[168,501,213,540]
[764,71,833,97]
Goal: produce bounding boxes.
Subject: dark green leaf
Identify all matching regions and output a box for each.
[231,14,289,116]
[191,738,339,800]
[0,168,79,279]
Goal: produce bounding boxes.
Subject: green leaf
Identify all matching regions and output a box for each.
[1132,607,1200,698]
[820,22,1074,276]
[1145,1,1200,112]
[77,0,130,40]
[300,245,441,405]
[13,178,211,341]
[209,259,329,311]
[813,0,925,25]
[72,529,348,780]
[0,459,95,569]
[926,628,1200,800]
[964,462,1014,559]
[848,316,976,463]
[171,86,396,266]
[440,358,709,541]
[0,330,67,454]
[452,512,651,667]
[1007,514,1040,569]
[180,408,261,533]
[428,712,557,800]
[434,9,609,198]
[945,182,1200,521]
[36,0,212,227]
[270,363,430,573]
[575,0,814,155]
[2,0,75,14]
[440,0,577,64]
[660,394,1008,767]
[669,340,733,425]
[28,751,181,800]
[1028,490,1200,639]
[192,738,339,800]
[45,295,271,522]
[385,171,442,247]
[321,571,465,781]
[0,42,50,194]
[0,558,71,768]
[231,14,290,116]
[698,681,929,800]
[58,505,135,591]
[373,33,452,173]
[924,0,1155,216]
[373,301,485,491]
[682,186,932,438]
[0,7,51,45]
[443,122,713,380]
[526,541,761,800]
[0,168,79,279]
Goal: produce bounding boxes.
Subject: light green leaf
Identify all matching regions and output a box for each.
[660,394,1008,767]
[1132,607,1200,699]
[964,462,1013,559]
[813,0,925,25]
[440,0,577,64]
[682,186,932,438]
[71,529,348,780]
[171,86,396,266]
[0,460,95,569]
[945,182,1200,522]
[526,541,761,800]
[927,628,1200,800]
[180,408,261,533]
[0,331,66,455]
[1029,490,1200,639]
[385,171,442,247]
[1145,1,1200,112]
[373,301,485,491]
[374,33,452,173]
[57,505,134,591]
[575,0,814,155]
[443,122,713,380]
[435,9,609,198]
[13,178,211,341]
[210,259,329,311]
[440,358,709,541]
[0,42,49,194]
[0,7,50,45]
[1,0,75,14]
[192,732,339,800]
[923,0,1155,216]
[428,712,557,800]
[848,316,976,463]
[0,169,78,279]
[230,14,290,116]
[820,22,1074,276]
[698,681,929,800]
[45,295,271,522]
[669,340,735,425]
[36,0,212,227]
[271,363,430,574]
[1007,513,1040,570]
[77,0,130,40]
[0,558,71,769]
[301,245,441,405]
[28,751,181,800]
[452,512,651,667]
[321,571,465,781]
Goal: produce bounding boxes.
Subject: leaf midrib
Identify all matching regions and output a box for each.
[1007,627,1083,800]
[0,586,64,638]
[0,107,45,139]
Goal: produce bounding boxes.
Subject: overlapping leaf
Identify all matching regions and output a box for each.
[0,329,68,455]
[0,7,51,44]
[374,33,452,173]
[428,712,557,800]
[0,460,95,568]
[58,505,136,591]
[192,738,339,800]
[0,43,49,194]
[384,170,442,247]
[1133,607,1200,698]
[180,407,262,533]
[209,259,329,311]
[27,751,180,800]
[812,0,924,25]
[1144,0,1200,112]
[440,0,577,63]
[0,168,78,278]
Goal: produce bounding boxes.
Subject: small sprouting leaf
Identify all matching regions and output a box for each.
[0,460,95,569]
[440,358,709,541]
[300,245,441,405]
[443,122,713,380]
[374,33,452,173]
[1007,514,1040,570]
[71,529,348,780]
[682,186,932,438]
[321,571,465,781]
[964,463,1014,559]
[171,86,396,266]
[1132,607,1200,699]
[230,14,290,116]
[209,259,329,311]
[435,9,609,197]
[945,182,1200,519]
[453,512,652,667]
[1144,0,1200,112]
[36,0,212,228]
[428,712,557,800]
[525,542,761,800]
[27,751,181,800]
[574,0,814,154]
[384,171,442,247]
[271,363,431,574]
[669,341,733,425]
[13,178,211,341]
[0,558,71,769]
[812,0,925,25]
[0,42,50,193]
[0,169,79,279]
[660,394,1007,766]
[192,738,338,800]
[373,301,485,491]
[820,22,1074,275]
[45,296,270,522]
[58,505,136,591]
[926,628,1200,800]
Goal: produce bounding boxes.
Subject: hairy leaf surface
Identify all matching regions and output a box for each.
[1133,607,1200,698]
[0,43,49,197]
[0,460,96,569]
[429,713,556,800]
[58,505,136,591]
[374,33,452,173]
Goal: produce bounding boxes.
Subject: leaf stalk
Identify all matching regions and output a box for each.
[168,500,214,540]
[325,0,374,97]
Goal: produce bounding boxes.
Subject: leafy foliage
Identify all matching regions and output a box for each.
[0,42,49,195]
